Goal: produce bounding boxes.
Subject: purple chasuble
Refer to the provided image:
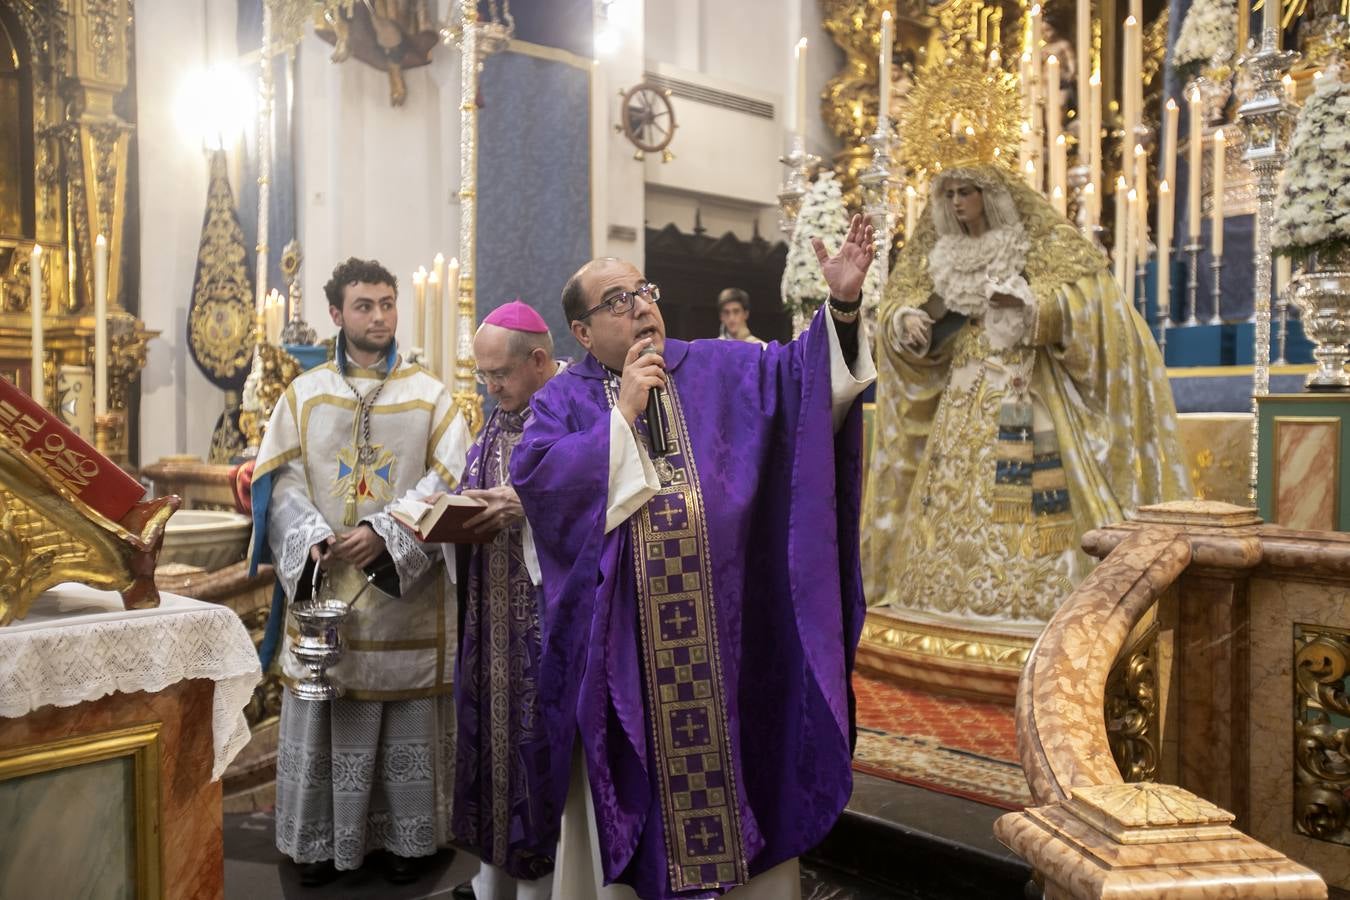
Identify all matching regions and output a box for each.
[453,406,556,880]
[512,307,866,899]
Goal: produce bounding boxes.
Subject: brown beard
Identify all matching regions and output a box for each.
[345,328,394,357]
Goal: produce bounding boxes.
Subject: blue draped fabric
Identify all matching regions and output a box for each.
[477,49,591,362]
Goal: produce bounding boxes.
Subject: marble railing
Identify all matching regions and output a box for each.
[995,500,1336,899]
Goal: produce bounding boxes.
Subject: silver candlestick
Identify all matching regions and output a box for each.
[1237,24,1299,502]
[777,134,817,240]
[1135,257,1149,321]
[858,114,897,334]
[1184,242,1203,326]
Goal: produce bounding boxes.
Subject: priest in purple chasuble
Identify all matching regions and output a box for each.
[512,217,879,900]
[442,301,565,900]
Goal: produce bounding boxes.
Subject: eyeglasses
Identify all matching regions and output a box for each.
[578,282,661,320]
[473,359,523,386]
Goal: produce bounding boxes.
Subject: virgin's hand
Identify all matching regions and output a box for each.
[462,486,524,534]
[900,312,931,348]
[617,338,666,425]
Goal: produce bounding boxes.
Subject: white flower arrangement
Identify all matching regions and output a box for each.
[782,171,850,334]
[1171,0,1237,83]
[1273,66,1350,263]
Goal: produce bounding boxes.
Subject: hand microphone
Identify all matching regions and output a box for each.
[640,346,670,456]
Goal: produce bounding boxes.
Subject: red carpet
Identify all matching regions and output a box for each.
[851,672,1033,810]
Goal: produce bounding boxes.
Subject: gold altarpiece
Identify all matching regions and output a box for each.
[0,0,152,464]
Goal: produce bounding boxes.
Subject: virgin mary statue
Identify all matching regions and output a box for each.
[862,163,1190,633]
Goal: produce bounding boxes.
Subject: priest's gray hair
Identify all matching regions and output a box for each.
[929,169,1021,236]
[508,328,554,360]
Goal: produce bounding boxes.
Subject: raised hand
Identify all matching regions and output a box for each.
[811,214,877,303]
[617,338,666,426]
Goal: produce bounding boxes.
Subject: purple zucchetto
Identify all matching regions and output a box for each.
[483,300,549,333]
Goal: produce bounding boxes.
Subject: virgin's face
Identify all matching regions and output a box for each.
[945,181,986,228]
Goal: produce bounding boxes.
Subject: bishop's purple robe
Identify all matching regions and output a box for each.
[512,308,870,899]
[452,405,558,882]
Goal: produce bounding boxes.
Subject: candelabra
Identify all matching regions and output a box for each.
[1236,26,1299,503]
[442,0,513,434]
[777,134,817,240]
[1183,242,1202,326]
[256,1,274,313]
[858,114,896,331]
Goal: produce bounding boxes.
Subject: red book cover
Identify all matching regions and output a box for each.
[0,377,145,522]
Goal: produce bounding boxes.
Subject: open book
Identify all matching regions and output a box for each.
[389,494,498,544]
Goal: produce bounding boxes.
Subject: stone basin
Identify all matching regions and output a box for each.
[159,509,252,573]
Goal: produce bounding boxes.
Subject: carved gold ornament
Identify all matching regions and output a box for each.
[1294,623,1350,846]
[0,427,179,626]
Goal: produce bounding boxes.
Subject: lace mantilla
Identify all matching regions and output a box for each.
[928,225,1031,317]
[0,585,262,780]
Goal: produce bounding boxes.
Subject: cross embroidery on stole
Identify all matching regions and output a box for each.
[605,376,749,893]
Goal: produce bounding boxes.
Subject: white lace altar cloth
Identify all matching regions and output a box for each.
[0,583,262,781]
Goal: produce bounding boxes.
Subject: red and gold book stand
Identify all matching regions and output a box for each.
[0,378,180,625]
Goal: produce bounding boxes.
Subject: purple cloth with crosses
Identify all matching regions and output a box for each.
[511,306,866,899]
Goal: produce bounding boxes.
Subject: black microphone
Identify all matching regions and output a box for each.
[640,346,670,456]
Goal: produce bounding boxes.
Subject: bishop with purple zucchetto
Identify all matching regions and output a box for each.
[443,299,566,900]
[513,218,879,899]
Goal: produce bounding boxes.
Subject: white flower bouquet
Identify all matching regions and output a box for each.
[1172,0,1237,83]
[1273,66,1350,263]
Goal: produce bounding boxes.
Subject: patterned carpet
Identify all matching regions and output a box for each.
[851,672,1033,810]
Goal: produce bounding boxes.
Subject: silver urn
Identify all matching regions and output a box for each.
[288,598,351,701]
[1288,248,1350,391]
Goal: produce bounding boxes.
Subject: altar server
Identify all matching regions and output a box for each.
[249,257,472,886]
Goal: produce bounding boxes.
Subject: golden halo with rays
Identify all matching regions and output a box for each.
[896,49,1023,182]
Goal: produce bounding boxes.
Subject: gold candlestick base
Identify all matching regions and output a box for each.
[95,411,126,464]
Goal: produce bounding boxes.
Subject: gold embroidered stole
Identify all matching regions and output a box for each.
[604,376,749,893]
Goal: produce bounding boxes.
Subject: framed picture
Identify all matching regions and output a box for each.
[0,723,162,899]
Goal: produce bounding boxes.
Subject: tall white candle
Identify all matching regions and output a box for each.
[1125,188,1138,309]
[1163,99,1180,200]
[1212,129,1226,256]
[1264,0,1280,46]
[94,233,108,417]
[1123,17,1140,147]
[1045,55,1061,156]
[1188,87,1204,240]
[1053,133,1068,203]
[1276,255,1292,296]
[1052,185,1066,216]
[1082,181,1097,227]
[1025,157,1039,190]
[1134,143,1149,253]
[413,268,427,351]
[1114,176,1129,286]
[1088,70,1102,225]
[1076,0,1090,138]
[879,12,893,122]
[445,257,461,387]
[1158,180,1172,322]
[30,244,43,407]
[794,38,808,139]
[426,273,441,377]
[905,185,919,238]
[1029,5,1043,80]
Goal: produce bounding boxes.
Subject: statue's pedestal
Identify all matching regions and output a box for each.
[0,585,260,900]
[856,608,1032,703]
[1257,393,1350,531]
